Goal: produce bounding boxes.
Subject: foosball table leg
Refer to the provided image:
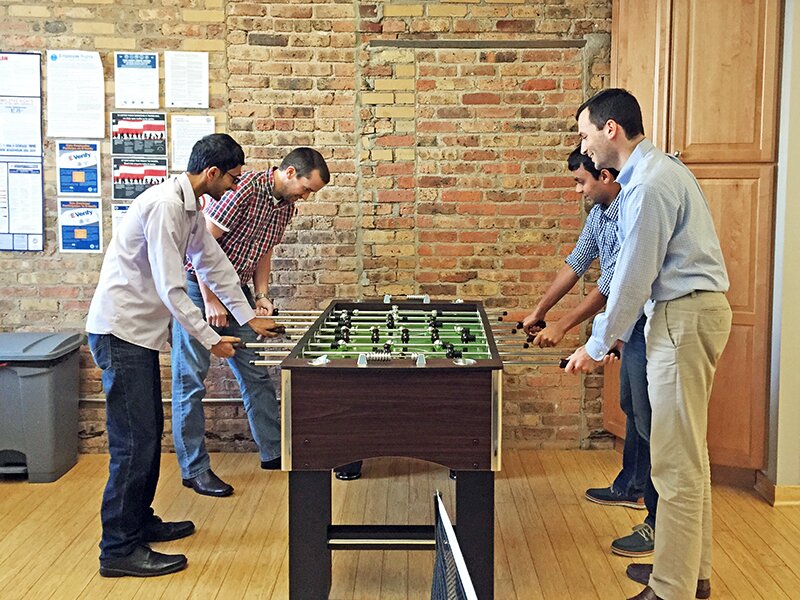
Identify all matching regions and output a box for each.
[456,470,495,600]
[289,471,332,599]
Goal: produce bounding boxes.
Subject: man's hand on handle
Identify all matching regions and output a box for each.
[562,344,621,373]
[248,317,283,339]
[533,322,567,348]
[521,310,547,336]
[210,336,240,358]
[255,296,275,317]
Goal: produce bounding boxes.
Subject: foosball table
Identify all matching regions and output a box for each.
[248,298,562,600]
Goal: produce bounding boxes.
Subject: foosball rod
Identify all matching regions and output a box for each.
[245,342,296,348]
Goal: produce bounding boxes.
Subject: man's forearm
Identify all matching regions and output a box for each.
[534,264,580,316]
[556,286,607,332]
[253,249,273,297]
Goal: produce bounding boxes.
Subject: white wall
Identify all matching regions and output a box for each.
[768,0,800,486]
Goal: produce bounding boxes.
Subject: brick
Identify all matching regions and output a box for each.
[72,22,114,35]
[182,9,224,22]
[95,37,136,50]
[384,4,424,17]
[428,5,468,17]
[362,92,394,104]
[9,6,50,17]
[373,78,415,91]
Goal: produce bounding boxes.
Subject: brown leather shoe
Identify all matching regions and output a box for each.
[627,586,661,600]
[626,563,711,599]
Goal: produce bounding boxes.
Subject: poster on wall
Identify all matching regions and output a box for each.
[46,50,105,138]
[0,161,44,251]
[0,52,45,251]
[171,114,215,171]
[56,140,101,196]
[111,203,130,238]
[112,156,168,200]
[0,51,41,98]
[111,112,167,156]
[114,52,159,109]
[164,51,209,108]
[0,96,42,158]
[58,198,103,253]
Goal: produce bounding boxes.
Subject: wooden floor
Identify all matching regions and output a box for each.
[2,450,800,599]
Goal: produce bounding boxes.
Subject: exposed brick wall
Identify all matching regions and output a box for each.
[1,0,613,454]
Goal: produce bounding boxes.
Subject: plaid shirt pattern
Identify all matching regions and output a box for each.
[185,168,294,284]
[564,197,620,297]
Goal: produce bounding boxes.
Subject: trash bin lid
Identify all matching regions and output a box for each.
[0,332,85,362]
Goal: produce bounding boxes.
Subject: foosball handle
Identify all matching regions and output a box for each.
[559,347,621,369]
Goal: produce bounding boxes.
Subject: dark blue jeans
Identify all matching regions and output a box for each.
[612,315,658,529]
[88,333,163,559]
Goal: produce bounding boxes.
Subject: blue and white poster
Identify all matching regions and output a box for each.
[114,52,159,109]
[57,140,101,196]
[58,198,103,253]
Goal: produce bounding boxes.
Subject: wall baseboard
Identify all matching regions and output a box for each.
[755,470,800,506]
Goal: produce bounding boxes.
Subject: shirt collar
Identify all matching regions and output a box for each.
[177,172,199,212]
[616,138,654,188]
[600,195,620,221]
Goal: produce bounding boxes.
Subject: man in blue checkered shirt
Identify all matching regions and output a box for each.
[523,146,658,558]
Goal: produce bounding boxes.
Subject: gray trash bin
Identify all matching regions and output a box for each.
[0,332,84,482]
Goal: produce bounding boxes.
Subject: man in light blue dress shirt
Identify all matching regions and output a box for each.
[567,89,732,600]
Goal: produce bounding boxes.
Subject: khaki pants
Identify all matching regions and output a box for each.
[646,291,732,600]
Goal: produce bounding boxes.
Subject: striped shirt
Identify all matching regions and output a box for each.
[185,168,294,284]
[565,197,620,297]
[585,139,729,360]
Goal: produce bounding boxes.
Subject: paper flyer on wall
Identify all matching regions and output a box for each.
[111,203,130,238]
[164,51,209,108]
[171,114,215,171]
[0,160,44,252]
[112,156,168,200]
[58,198,103,253]
[114,52,159,109]
[0,52,41,98]
[56,140,101,196]
[46,50,105,138]
[111,112,167,156]
[0,96,42,158]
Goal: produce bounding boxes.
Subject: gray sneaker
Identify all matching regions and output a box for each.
[584,485,645,509]
[611,523,655,557]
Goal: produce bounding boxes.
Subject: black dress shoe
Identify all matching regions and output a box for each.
[182,469,233,497]
[100,545,187,577]
[335,469,362,481]
[143,516,196,542]
[261,456,281,470]
[334,460,363,481]
[627,563,711,599]
[627,586,662,600]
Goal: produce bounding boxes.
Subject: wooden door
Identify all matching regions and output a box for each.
[692,164,774,468]
[669,0,781,163]
[611,0,672,149]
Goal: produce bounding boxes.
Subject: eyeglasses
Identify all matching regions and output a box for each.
[223,170,240,185]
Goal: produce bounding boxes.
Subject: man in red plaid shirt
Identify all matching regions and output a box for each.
[171,147,330,497]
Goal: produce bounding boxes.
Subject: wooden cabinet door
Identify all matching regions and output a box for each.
[611,0,672,149]
[669,0,781,163]
[691,164,774,468]
[601,360,625,438]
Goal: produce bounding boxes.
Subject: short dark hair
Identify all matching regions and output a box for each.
[575,88,645,140]
[186,133,245,174]
[280,147,330,184]
[567,146,619,179]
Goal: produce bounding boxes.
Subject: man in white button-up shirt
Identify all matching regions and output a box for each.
[86,134,280,578]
